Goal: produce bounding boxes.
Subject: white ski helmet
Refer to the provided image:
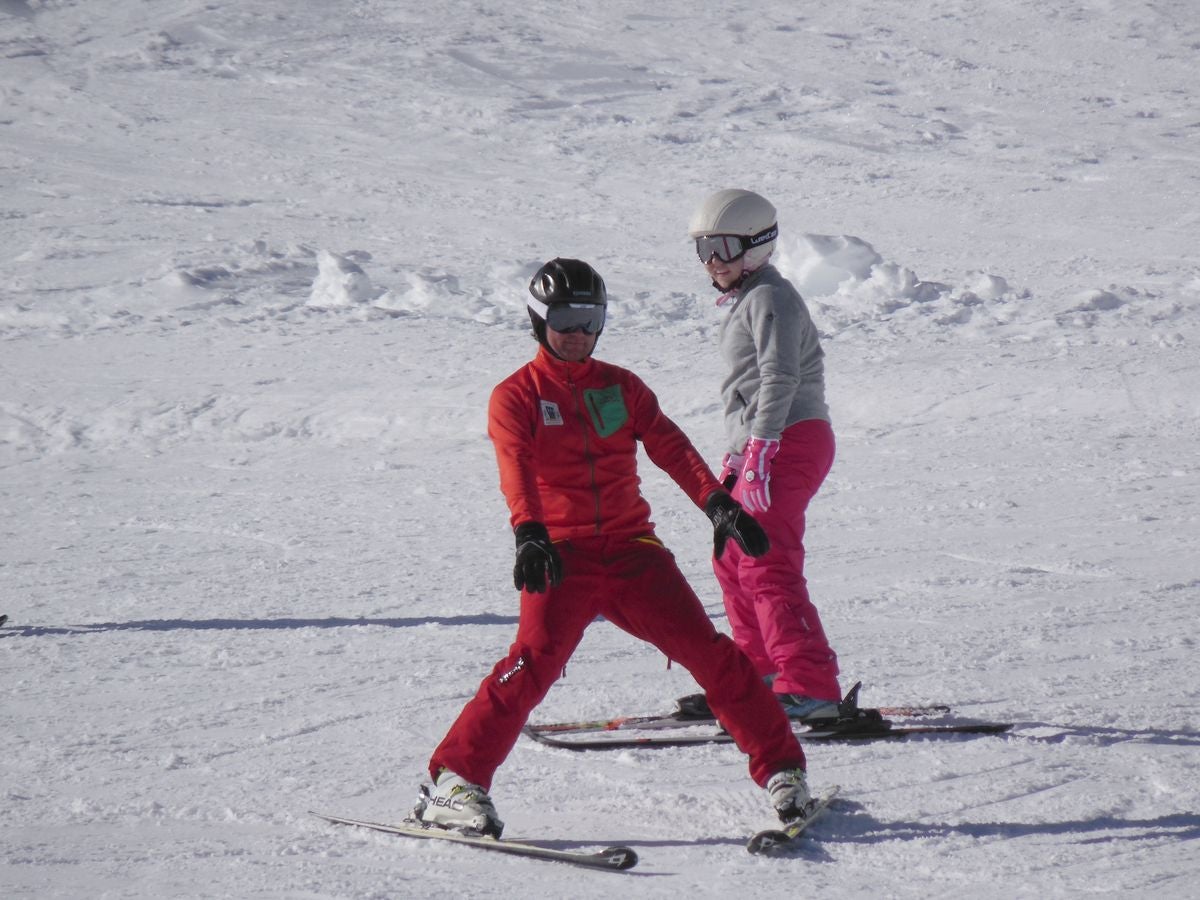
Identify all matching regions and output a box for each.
[688,188,778,270]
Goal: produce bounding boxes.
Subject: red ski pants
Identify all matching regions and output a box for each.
[429,535,806,790]
[715,419,841,700]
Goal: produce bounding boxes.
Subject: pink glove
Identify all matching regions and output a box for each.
[718,450,746,487]
[739,437,780,513]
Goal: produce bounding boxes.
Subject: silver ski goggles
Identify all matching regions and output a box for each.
[695,224,778,263]
[528,298,607,335]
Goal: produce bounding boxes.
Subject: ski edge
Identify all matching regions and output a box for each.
[747,785,841,855]
[310,811,638,871]
[528,681,953,737]
[526,704,951,736]
[523,720,1014,750]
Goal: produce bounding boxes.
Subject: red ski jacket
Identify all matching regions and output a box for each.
[488,347,723,541]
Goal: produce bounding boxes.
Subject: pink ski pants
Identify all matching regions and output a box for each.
[714,419,841,700]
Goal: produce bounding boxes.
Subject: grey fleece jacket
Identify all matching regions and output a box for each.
[718,264,830,453]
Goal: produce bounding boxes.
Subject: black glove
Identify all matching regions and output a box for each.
[704,491,770,560]
[512,522,564,593]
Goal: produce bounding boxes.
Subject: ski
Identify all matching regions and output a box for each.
[524,719,1013,751]
[747,785,841,855]
[529,681,950,738]
[311,811,638,871]
[676,681,948,722]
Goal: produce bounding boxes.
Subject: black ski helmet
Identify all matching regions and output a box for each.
[527,258,608,352]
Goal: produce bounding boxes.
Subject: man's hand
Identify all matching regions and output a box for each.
[704,491,770,560]
[512,522,564,593]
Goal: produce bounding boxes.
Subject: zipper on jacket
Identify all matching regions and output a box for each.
[566,368,604,534]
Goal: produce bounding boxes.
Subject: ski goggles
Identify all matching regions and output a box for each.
[694,224,778,264]
[529,298,607,335]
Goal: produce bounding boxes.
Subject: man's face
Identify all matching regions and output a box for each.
[546,326,598,362]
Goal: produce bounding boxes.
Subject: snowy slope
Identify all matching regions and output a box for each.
[2,1,1198,897]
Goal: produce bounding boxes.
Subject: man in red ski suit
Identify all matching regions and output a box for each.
[417,258,810,838]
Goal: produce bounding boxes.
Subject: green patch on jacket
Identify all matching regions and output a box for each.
[583,385,628,437]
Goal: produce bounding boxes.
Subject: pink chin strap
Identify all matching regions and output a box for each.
[712,265,758,306]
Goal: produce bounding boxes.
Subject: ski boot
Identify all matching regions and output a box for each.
[413,769,504,838]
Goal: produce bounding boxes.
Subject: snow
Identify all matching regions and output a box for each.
[2,0,1198,896]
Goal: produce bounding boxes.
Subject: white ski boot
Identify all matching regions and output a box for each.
[766,767,812,822]
[414,769,504,838]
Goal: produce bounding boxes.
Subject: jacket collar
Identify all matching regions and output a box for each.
[719,263,776,308]
[738,263,773,295]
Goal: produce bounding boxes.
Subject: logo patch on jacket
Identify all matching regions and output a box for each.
[540,400,564,426]
[583,385,628,438]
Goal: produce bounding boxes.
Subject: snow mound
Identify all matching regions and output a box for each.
[373,266,513,326]
[779,234,884,298]
[774,233,1023,337]
[770,233,1197,345]
[307,250,381,308]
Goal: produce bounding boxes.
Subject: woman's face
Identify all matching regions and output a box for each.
[704,253,745,291]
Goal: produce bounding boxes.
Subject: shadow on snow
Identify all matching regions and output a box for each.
[829,801,1200,846]
[1,615,519,636]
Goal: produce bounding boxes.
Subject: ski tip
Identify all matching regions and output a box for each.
[747,829,790,855]
[601,847,639,870]
[310,810,351,827]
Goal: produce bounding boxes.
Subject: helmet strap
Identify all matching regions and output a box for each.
[710,267,753,297]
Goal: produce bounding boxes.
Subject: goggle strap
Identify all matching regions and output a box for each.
[528,297,550,320]
[748,223,778,246]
